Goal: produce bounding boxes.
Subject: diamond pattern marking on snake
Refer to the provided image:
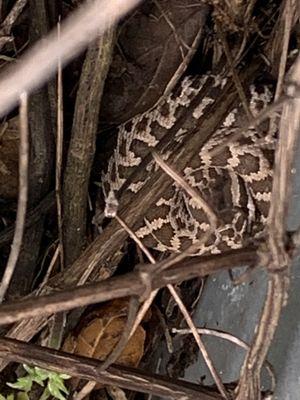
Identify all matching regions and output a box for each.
[102,74,275,255]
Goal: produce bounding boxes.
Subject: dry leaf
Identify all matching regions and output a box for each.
[63,298,146,368]
[99,0,208,125]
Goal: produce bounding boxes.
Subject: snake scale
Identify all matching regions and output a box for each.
[101,72,276,255]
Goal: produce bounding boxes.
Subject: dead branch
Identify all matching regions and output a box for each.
[0,248,258,326]
[149,2,208,106]
[150,152,228,398]
[7,0,55,298]
[55,20,64,270]
[274,0,293,101]
[0,337,222,400]
[0,93,29,302]
[114,208,227,398]
[173,327,276,393]
[63,27,116,266]
[236,55,300,400]
[0,0,27,50]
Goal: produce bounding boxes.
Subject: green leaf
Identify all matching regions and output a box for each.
[39,388,50,400]
[0,394,15,400]
[6,366,70,400]
[58,374,71,380]
[22,365,35,375]
[16,392,29,400]
[33,368,49,381]
[47,380,67,400]
[31,374,45,387]
[20,365,46,387]
[49,377,69,395]
[47,372,58,381]
[7,377,32,392]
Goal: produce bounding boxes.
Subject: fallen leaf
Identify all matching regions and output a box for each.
[99,0,208,125]
[63,298,146,368]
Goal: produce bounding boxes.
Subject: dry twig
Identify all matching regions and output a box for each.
[112,154,228,399]
[274,0,293,101]
[0,248,258,326]
[0,0,27,50]
[173,327,276,393]
[216,22,253,121]
[0,337,223,400]
[236,55,300,400]
[0,93,29,302]
[55,20,64,270]
[269,0,294,135]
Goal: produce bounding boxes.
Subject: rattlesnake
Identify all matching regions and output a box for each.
[101,73,276,255]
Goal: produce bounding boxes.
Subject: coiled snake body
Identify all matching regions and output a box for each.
[102,73,276,255]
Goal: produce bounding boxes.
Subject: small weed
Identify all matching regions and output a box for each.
[2,365,70,400]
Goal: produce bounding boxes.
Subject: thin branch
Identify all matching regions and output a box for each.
[208,92,290,159]
[152,150,217,228]
[0,337,223,400]
[269,0,293,135]
[174,327,251,350]
[115,214,159,338]
[236,55,300,400]
[274,0,293,101]
[56,20,64,270]
[0,0,142,117]
[116,208,227,398]
[0,0,27,34]
[161,10,207,99]
[0,248,258,325]
[151,150,218,271]
[268,61,300,259]
[153,0,187,58]
[37,244,60,292]
[150,152,227,398]
[0,92,29,302]
[172,327,276,393]
[166,284,229,399]
[76,295,140,400]
[216,22,253,122]
[74,382,96,400]
[0,0,27,50]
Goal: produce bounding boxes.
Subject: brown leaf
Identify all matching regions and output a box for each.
[99,0,208,125]
[63,298,146,368]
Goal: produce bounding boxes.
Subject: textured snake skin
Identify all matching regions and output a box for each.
[102,74,276,255]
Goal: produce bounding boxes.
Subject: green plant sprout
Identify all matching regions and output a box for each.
[4,365,70,400]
